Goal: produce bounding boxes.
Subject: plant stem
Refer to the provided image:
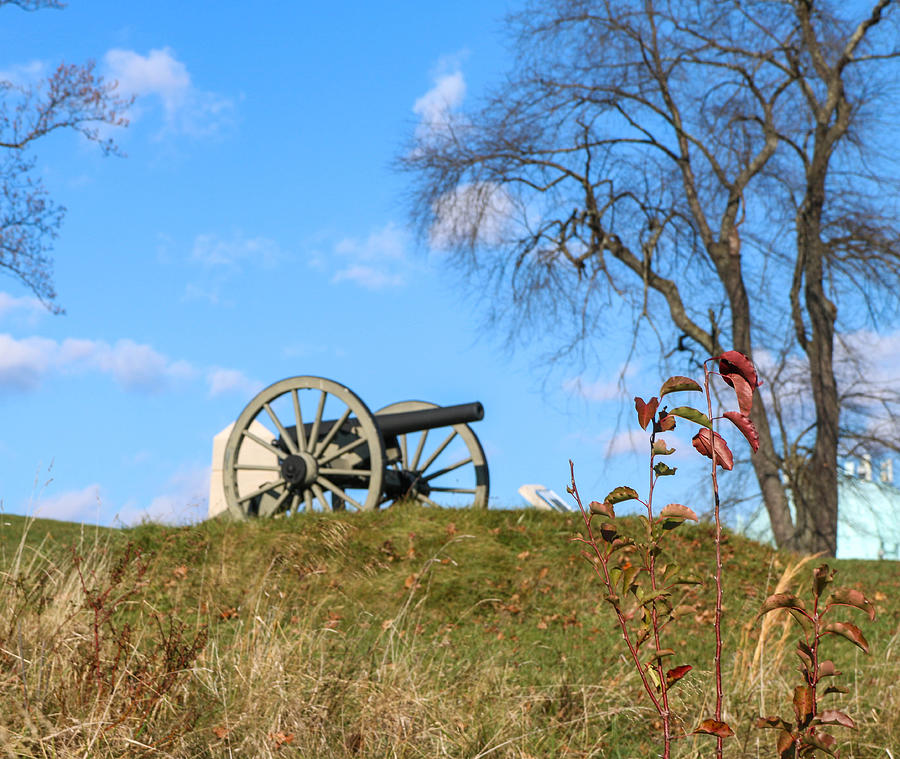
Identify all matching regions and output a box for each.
[647,433,672,753]
[705,362,726,759]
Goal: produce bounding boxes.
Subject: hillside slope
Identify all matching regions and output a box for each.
[1,505,897,757]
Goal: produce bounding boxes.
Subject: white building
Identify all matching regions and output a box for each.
[739,457,900,560]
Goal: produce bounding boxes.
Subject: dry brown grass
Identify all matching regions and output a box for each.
[0,509,897,757]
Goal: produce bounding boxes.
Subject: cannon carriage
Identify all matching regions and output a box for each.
[210,376,489,519]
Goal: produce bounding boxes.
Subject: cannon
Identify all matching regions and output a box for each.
[209,376,489,519]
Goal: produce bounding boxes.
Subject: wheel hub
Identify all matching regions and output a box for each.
[280,453,318,487]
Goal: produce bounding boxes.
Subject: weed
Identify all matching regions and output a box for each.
[569,351,878,757]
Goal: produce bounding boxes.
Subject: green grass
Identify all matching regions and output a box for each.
[1,504,897,757]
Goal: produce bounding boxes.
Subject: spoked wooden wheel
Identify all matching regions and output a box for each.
[222,376,385,518]
[376,400,489,508]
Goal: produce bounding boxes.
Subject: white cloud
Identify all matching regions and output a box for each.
[33,484,103,523]
[429,182,514,251]
[414,71,465,136]
[104,47,235,137]
[413,53,467,143]
[0,59,47,87]
[0,292,44,319]
[563,376,625,403]
[191,232,282,269]
[116,465,210,526]
[328,222,416,290]
[207,367,262,398]
[0,334,196,393]
[563,362,639,404]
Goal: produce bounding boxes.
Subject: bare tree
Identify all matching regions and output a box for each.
[400,0,900,555]
[0,0,131,312]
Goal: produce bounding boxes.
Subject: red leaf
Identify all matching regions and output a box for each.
[659,376,702,398]
[656,410,676,431]
[819,709,856,729]
[793,685,814,727]
[634,396,659,430]
[717,350,760,389]
[776,730,796,756]
[755,716,794,732]
[693,719,734,738]
[823,621,870,654]
[826,587,876,621]
[659,503,699,522]
[723,411,759,452]
[758,593,807,618]
[589,501,615,519]
[726,372,754,415]
[691,428,734,469]
[666,664,692,687]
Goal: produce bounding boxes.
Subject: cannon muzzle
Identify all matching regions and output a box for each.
[375,401,484,438]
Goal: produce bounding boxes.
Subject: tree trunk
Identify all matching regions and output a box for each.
[789,164,840,556]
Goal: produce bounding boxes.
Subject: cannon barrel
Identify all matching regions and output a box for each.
[375,401,484,438]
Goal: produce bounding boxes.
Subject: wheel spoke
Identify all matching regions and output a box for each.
[314,405,352,458]
[429,487,477,494]
[311,482,330,511]
[424,457,472,482]
[234,464,281,472]
[291,389,307,453]
[264,402,297,455]
[317,476,364,510]
[399,433,409,468]
[319,468,371,477]
[317,434,368,467]
[416,493,443,508]
[260,486,292,518]
[308,390,327,454]
[289,492,301,516]
[411,429,429,471]
[242,429,285,459]
[417,430,456,475]
[237,478,287,504]
[304,489,314,513]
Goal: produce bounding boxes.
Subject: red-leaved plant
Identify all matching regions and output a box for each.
[568,351,874,758]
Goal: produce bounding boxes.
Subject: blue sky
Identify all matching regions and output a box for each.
[0,1,725,525]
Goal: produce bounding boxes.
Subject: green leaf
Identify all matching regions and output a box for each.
[652,438,676,455]
[826,587,876,621]
[823,621,870,654]
[668,406,712,428]
[605,486,640,504]
[653,462,677,476]
[659,376,702,398]
[621,565,640,591]
[589,500,615,519]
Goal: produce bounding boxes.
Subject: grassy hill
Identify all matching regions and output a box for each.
[0,505,897,757]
